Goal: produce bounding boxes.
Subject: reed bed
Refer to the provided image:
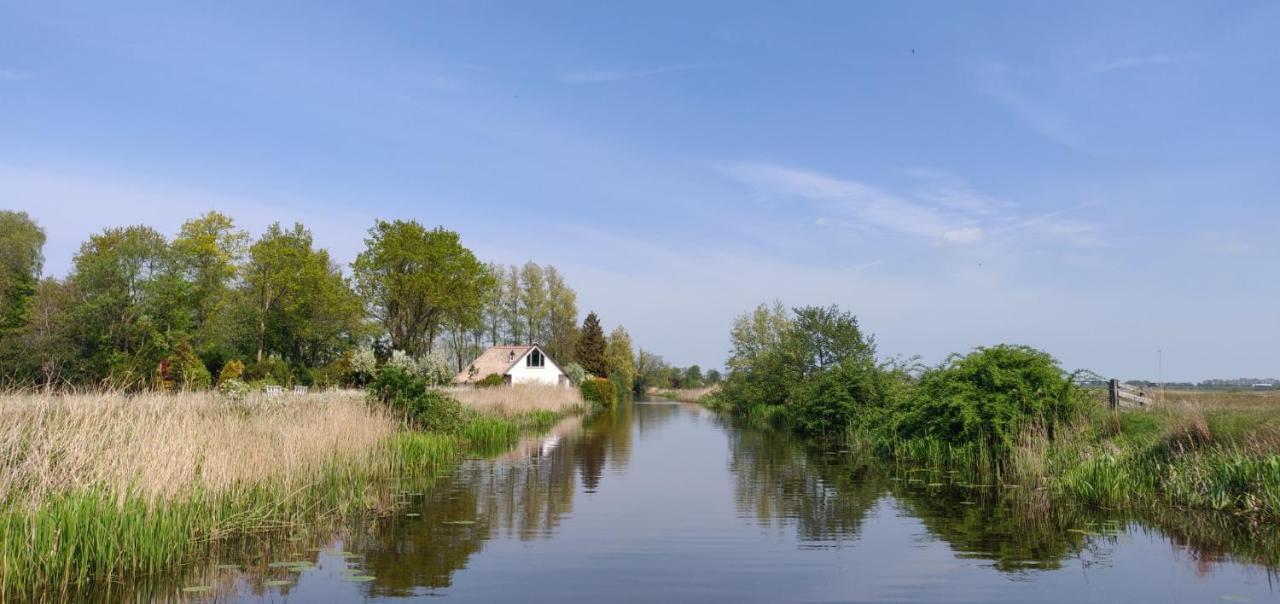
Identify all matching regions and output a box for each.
[650,386,719,403]
[446,384,582,415]
[0,390,395,508]
[0,388,575,598]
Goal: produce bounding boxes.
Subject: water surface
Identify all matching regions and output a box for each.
[170,402,1279,602]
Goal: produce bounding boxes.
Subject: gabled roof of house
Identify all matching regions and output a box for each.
[455,345,531,383]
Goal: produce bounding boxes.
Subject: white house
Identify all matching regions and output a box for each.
[453,344,569,387]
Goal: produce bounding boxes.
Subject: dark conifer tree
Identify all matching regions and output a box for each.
[575,311,607,377]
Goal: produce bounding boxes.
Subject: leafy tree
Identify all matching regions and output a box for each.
[706,369,722,384]
[352,220,491,356]
[244,222,362,367]
[543,265,578,363]
[605,326,636,394]
[728,300,790,374]
[171,211,248,359]
[575,311,607,376]
[0,210,45,332]
[634,348,669,391]
[683,365,704,388]
[517,262,547,344]
[67,225,188,384]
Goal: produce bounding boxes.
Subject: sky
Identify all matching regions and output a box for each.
[1,1,1277,381]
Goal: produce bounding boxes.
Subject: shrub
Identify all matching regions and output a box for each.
[563,362,586,386]
[580,377,617,408]
[476,373,505,388]
[218,359,245,384]
[171,342,212,391]
[245,356,291,385]
[368,367,464,433]
[892,345,1083,460]
[387,350,418,375]
[349,346,377,384]
[417,350,454,386]
[217,378,251,400]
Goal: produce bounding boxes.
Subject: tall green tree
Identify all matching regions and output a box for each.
[172,211,248,359]
[68,225,187,383]
[605,325,636,393]
[0,210,46,332]
[518,262,548,344]
[575,311,607,377]
[352,220,491,356]
[543,265,578,363]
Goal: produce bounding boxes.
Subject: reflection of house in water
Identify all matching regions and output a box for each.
[352,405,639,596]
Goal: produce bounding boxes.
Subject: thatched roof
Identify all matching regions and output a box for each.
[453,345,532,384]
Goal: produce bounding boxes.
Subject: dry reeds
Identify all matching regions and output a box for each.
[445,384,582,415]
[0,389,396,509]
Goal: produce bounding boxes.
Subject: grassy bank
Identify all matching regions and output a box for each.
[0,387,581,598]
[847,389,1280,519]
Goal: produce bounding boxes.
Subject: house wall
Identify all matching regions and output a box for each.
[506,349,568,387]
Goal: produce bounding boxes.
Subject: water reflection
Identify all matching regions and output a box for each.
[82,401,1280,601]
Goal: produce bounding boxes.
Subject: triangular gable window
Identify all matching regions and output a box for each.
[526,348,545,368]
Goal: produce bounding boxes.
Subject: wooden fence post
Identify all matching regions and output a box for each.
[1108,379,1119,410]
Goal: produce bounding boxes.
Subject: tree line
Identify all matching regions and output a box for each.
[0,210,646,391]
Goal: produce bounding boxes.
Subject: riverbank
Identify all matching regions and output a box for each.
[711,387,1280,520]
[648,385,719,403]
[0,388,582,599]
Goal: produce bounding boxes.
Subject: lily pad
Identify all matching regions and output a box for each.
[264,579,291,587]
[182,585,212,593]
[443,520,475,525]
[215,564,240,571]
[344,575,376,582]
[406,512,421,517]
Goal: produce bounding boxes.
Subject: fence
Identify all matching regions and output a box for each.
[1108,379,1153,409]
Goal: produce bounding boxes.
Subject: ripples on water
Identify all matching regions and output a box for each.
[97,401,1280,602]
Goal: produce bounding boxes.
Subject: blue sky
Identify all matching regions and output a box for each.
[2,1,1277,380]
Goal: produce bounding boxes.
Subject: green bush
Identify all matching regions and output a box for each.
[245,357,291,385]
[563,362,587,386]
[368,367,464,433]
[580,377,617,407]
[217,359,245,384]
[476,373,505,388]
[171,342,212,391]
[892,345,1083,460]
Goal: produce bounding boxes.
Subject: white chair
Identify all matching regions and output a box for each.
[264,385,284,397]
[292,385,309,396]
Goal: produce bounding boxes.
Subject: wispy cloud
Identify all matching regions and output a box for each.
[1087,53,1181,76]
[717,161,1103,250]
[973,61,1084,150]
[0,68,33,81]
[560,63,704,84]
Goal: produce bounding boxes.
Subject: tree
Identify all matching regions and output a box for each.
[352,220,491,356]
[683,365,704,388]
[634,348,668,391]
[243,222,362,367]
[503,265,523,344]
[67,225,186,383]
[728,300,790,374]
[171,211,248,360]
[483,262,506,345]
[575,311,607,376]
[0,210,46,332]
[706,368,722,384]
[605,326,636,393]
[518,262,547,344]
[543,265,578,363]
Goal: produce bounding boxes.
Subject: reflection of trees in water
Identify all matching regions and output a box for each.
[724,417,1280,576]
[356,404,638,595]
[727,425,882,544]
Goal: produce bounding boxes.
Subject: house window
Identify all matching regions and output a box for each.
[526,349,545,368]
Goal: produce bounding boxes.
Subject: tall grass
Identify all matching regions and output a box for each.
[0,388,577,599]
[446,384,583,415]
